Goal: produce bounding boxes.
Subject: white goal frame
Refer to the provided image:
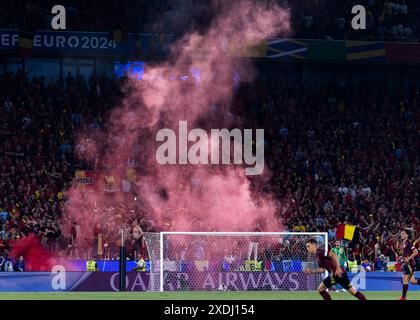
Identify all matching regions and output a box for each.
[159,231,328,292]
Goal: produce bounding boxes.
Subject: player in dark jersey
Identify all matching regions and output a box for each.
[399,230,420,300]
[304,238,366,300]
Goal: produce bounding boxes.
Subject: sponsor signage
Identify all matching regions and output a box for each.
[163,271,315,291]
[0,29,173,56]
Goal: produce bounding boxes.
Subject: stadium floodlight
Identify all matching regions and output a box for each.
[143,232,328,292]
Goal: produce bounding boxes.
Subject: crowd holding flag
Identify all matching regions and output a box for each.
[336,223,360,243]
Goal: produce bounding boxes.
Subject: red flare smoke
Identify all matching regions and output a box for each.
[64,0,292,243]
[10,235,58,271]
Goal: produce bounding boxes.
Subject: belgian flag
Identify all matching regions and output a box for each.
[18,30,35,57]
[336,224,360,242]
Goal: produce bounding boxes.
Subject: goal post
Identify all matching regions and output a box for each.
[142,232,328,292]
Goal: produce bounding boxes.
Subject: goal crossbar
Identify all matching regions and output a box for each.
[160,232,327,236]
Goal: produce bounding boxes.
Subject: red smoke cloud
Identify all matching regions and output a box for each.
[9,235,58,271]
[64,0,291,240]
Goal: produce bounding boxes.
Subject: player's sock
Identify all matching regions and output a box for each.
[402,284,408,298]
[319,290,331,300]
[354,291,366,300]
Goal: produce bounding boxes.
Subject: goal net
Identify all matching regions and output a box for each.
[143,232,328,292]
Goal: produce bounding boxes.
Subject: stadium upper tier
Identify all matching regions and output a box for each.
[0,0,419,42]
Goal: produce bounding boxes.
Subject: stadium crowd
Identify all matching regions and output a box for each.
[0,67,419,270]
[0,0,213,34]
[1,0,420,42]
[292,0,420,41]
[243,75,420,270]
[0,69,123,264]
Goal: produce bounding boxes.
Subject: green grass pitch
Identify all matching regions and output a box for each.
[0,291,418,300]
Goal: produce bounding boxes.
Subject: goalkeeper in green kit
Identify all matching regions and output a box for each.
[331,240,348,292]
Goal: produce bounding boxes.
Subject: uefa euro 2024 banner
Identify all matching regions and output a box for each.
[0,29,173,56]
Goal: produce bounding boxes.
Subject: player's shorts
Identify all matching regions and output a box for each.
[323,272,352,290]
[402,263,415,276]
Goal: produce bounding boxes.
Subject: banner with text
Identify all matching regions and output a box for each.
[0,272,150,292]
[74,169,137,193]
[163,271,317,291]
[0,29,173,56]
[2,30,420,63]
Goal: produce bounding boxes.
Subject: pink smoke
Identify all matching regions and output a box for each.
[64,0,291,238]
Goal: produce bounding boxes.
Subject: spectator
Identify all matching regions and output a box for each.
[130,219,144,259]
[13,255,25,272]
[2,254,13,272]
[361,258,373,272]
[375,254,388,271]
[331,240,348,270]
